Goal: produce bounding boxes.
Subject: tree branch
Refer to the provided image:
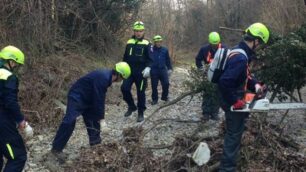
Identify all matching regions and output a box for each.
[140,89,202,127]
[219,26,244,32]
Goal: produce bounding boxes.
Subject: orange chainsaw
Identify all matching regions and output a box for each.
[231,92,306,112]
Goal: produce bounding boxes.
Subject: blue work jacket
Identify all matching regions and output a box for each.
[151,46,172,72]
[68,69,112,120]
[218,41,258,105]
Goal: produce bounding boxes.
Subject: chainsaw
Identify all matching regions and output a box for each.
[231,92,306,112]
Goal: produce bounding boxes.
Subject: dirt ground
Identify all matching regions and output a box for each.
[21,66,306,172]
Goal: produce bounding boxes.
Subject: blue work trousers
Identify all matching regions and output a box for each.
[202,85,219,118]
[150,69,169,102]
[121,71,147,112]
[52,96,101,152]
[0,113,27,172]
[219,95,249,172]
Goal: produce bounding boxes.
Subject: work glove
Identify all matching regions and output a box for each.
[255,83,267,98]
[18,120,27,129]
[232,100,246,110]
[142,67,151,78]
[24,122,34,138]
[18,120,34,138]
[167,69,173,76]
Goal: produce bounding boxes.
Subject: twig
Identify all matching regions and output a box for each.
[146,144,172,150]
[162,139,201,169]
[162,126,221,169]
[22,109,41,122]
[53,99,67,112]
[277,110,289,138]
[174,167,188,172]
[219,26,244,32]
[151,118,201,123]
[143,118,201,136]
[208,162,220,172]
[283,91,299,102]
[297,89,303,102]
[140,89,201,127]
[140,89,201,137]
[270,85,281,102]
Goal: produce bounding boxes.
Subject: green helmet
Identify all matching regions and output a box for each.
[0,45,25,65]
[208,32,221,45]
[133,21,145,31]
[245,23,269,44]
[153,35,163,42]
[115,62,131,79]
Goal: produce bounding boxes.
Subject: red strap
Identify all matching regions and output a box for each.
[217,43,221,49]
[244,65,251,91]
[206,43,222,64]
[207,52,213,63]
[228,51,251,92]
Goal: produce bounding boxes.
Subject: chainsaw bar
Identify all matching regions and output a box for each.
[232,98,306,112]
[269,103,306,110]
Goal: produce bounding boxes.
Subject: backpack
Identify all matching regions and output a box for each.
[207,48,247,83]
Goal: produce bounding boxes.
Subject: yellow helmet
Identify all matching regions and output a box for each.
[0,45,25,65]
[115,62,131,79]
[245,23,270,44]
[208,32,221,45]
[153,35,163,42]
[133,21,145,31]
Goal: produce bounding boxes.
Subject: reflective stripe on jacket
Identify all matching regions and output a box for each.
[195,43,226,69]
[218,41,258,105]
[123,37,153,72]
[0,67,24,123]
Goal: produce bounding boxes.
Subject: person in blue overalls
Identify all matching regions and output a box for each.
[150,35,173,105]
[51,62,131,161]
[0,45,30,172]
[195,32,226,121]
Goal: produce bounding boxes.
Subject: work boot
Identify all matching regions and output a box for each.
[151,100,158,105]
[124,108,137,117]
[89,138,102,146]
[161,97,168,102]
[50,149,67,164]
[137,111,144,122]
[211,115,220,121]
[201,115,209,122]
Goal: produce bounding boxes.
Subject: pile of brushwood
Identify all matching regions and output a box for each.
[63,111,305,171]
[64,127,162,172]
[163,113,306,171]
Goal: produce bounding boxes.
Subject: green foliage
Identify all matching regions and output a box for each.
[256,25,306,100]
[0,0,145,56]
[296,23,306,42]
[185,24,306,102]
[184,66,217,94]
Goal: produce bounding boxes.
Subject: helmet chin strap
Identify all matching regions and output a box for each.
[8,60,14,70]
[251,40,257,50]
[113,73,121,82]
